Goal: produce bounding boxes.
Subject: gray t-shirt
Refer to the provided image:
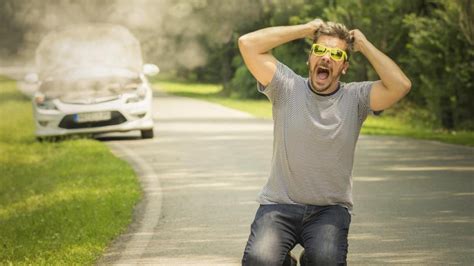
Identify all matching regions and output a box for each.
[257,62,374,210]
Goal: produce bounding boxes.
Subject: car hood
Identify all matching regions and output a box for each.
[39,67,142,103]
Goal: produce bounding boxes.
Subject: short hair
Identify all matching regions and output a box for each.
[313,22,353,60]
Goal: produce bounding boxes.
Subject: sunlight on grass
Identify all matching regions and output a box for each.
[157,81,221,95]
[155,81,473,146]
[156,81,272,119]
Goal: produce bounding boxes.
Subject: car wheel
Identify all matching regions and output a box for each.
[36,136,60,142]
[141,129,154,139]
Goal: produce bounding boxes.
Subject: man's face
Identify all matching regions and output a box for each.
[308,35,349,93]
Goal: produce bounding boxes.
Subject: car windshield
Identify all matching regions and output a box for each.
[36,24,143,99]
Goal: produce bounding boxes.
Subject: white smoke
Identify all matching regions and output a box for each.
[0,0,262,78]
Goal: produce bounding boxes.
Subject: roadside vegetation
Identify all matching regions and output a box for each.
[155,81,474,147]
[0,76,141,264]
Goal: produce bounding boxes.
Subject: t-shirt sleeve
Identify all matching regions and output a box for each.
[257,61,298,103]
[349,81,380,122]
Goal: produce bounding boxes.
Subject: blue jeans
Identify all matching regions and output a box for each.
[242,204,351,266]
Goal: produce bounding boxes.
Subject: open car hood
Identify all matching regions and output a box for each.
[35,24,145,103]
[39,67,141,103]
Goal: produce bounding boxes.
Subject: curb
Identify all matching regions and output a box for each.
[97,141,163,265]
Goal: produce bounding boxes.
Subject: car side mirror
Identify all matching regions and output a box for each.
[143,64,159,76]
[25,73,39,84]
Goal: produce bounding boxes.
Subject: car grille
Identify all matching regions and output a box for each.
[58,111,127,129]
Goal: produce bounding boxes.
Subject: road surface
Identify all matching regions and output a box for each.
[99,90,473,265]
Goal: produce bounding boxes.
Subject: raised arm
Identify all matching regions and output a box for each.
[350,29,412,111]
[238,19,324,86]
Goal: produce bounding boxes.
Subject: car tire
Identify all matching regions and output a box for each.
[36,136,60,142]
[141,129,154,139]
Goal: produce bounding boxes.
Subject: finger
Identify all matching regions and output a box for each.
[349,31,355,42]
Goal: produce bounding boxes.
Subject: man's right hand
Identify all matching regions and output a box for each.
[239,20,325,86]
[305,19,324,39]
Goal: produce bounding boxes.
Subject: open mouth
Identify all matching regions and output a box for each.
[316,66,330,81]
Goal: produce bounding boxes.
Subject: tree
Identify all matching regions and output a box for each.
[403,0,474,129]
[0,0,28,61]
[458,0,474,45]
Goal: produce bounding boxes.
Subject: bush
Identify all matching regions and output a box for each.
[229,65,265,99]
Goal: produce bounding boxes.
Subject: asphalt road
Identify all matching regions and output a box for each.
[99,91,473,265]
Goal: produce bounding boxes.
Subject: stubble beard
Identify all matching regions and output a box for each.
[309,66,343,94]
[310,76,331,93]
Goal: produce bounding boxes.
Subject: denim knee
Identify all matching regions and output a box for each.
[242,248,283,266]
[242,228,286,265]
[242,205,302,265]
[300,206,350,265]
[301,248,345,266]
[304,245,340,265]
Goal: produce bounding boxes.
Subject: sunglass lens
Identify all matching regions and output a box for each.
[331,50,344,60]
[314,45,326,55]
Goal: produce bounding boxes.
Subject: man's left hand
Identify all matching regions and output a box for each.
[349,29,368,52]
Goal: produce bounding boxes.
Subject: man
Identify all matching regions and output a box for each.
[238,19,411,265]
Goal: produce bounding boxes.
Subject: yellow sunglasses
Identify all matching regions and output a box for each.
[311,43,348,61]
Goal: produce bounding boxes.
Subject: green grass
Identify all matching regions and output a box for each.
[155,80,474,146]
[0,77,141,264]
[155,81,273,118]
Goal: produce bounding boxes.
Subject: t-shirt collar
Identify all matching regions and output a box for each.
[306,79,341,97]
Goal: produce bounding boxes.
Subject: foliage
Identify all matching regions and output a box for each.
[230,64,264,99]
[403,1,474,129]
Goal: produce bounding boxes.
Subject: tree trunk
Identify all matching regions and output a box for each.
[440,95,455,129]
[220,43,234,97]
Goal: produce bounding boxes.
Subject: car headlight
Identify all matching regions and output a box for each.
[126,95,143,104]
[34,92,58,110]
[137,84,147,98]
[125,85,147,104]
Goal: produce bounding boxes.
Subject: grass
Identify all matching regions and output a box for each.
[155,81,272,118]
[155,80,474,147]
[361,115,474,146]
[0,77,141,264]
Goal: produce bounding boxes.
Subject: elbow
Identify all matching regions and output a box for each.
[238,35,250,52]
[392,76,411,96]
[402,77,412,95]
[238,34,257,58]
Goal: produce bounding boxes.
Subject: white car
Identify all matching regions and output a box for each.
[29,24,159,140]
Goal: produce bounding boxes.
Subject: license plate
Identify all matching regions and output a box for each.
[74,111,111,123]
